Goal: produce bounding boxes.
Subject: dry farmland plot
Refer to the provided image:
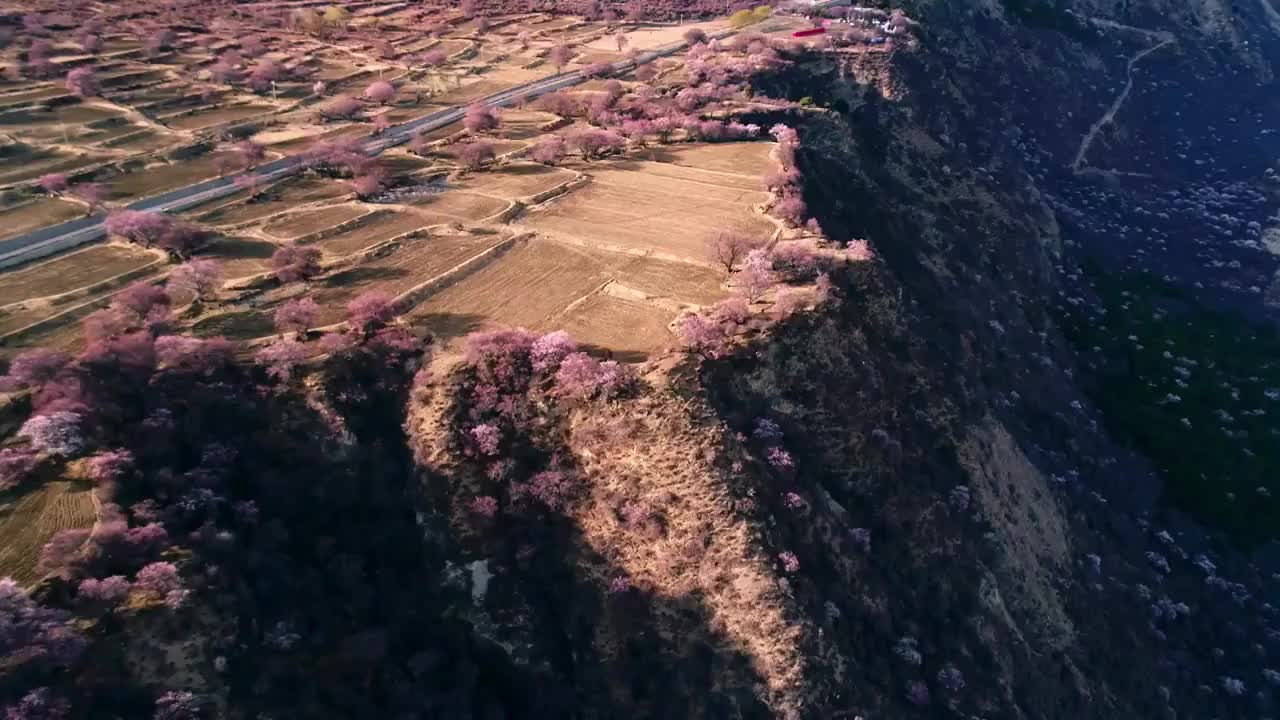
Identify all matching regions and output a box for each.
[0,481,96,587]
[262,205,368,240]
[312,210,429,256]
[190,177,349,226]
[308,231,508,325]
[493,109,560,141]
[585,249,728,307]
[0,147,109,186]
[160,103,277,131]
[648,142,776,177]
[198,236,278,279]
[520,156,775,264]
[554,291,674,359]
[411,238,611,336]
[458,163,575,199]
[584,21,724,52]
[408,190,509,223]
[0,198,86,241]
[0,243,159,306]
[109,152,240,201]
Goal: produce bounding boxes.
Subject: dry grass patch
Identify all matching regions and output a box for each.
[197,236,278,279]
[313,210,428,256]
[457,162,575,199]
[261,205,367,240]
[0,481,96,587]
[520,157,773,264]
[192,176,349,226]
[309,231,507,326]
[108,152,240,202]
[407,189,509,222]
[554,291,673,360]
[647,142,776,177]
[161,103,276,131]
[0,198,86,240]
[0,243,159,306]
[411,237,609,338]
[585,249,728,307]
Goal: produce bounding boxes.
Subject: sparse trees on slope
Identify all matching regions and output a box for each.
[566,127,624,160]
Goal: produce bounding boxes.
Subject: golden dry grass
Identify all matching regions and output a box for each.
[566,397,812,712]
[0,198,86,241]
[520,151,774,265]
[262,205,368,239]
[0,243,159,306]
[0,481,96,587]
[312,210,429,256]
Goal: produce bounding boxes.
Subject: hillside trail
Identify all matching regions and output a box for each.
[1072,19,1176,176]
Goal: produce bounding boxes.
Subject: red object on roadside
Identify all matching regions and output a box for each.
[793,27,826,38]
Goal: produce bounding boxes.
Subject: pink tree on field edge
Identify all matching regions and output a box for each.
[364,80,396,105]
[707,228,763,273]
[38,173,68,195]
[456,140,495,170]
[255,338,309,382]
[64,67,99,98]
[346,291,396,334]
[548,44,574,73]
[167,259,222,301]
[270,244,322,283]
[71,183,106,215]
[567,127,624,160]
[463,102,499,133]
[274,297,319,335]
[233,173,267,199]
[529,135,565,165]
[320,96,363,121]
[236,140,266,169]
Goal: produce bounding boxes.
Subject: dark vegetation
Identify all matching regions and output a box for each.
[1057,266,1280,545]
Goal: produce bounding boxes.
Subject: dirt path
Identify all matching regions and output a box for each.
[1072,24,1175,175]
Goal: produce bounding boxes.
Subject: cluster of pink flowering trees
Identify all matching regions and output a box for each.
[104,211,210,259]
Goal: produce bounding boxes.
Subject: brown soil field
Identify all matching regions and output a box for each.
[457,163,575,199]
[0,149,108,186]
[584,248,728,307]
[583,21,724,52]
[0,198,87,241]
[308,231,507,326]
[270,124,369,154]
[197,236,278,279]
[100,129,176,152]
[0,481,96,587]
[312,210,428,256]
[0,85,67,107]
[552,291,674,360]
[162,103,277,131]
[108,152,241,202]
[494,109,559,140]
[410,237,610,338]
[191,177,349,226]
[439,139,526,162]
[0,243,159,307]
[646,142,776,177]
[191,307,278,341]
[262,205,368,240]
[520,154,774,264]
[433,73,540,105]
[407,190,509,222]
